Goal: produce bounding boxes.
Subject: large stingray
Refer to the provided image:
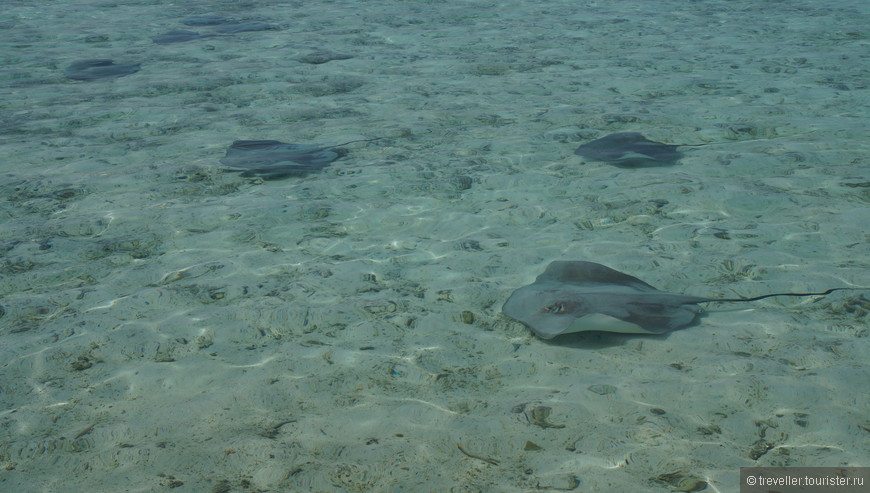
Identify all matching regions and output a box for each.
[219,138,379,179]
[503,261,861,339]
[574,132,703,167]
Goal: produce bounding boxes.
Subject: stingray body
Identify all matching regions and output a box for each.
[503,261,860,339]
[220,138,379,179]
[220,140,343,178]
[153,16,276,46]
[574,132,685,167]
[503,261,710,338]
[65,59,140,81]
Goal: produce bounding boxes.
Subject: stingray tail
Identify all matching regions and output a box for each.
[710,287,864,303]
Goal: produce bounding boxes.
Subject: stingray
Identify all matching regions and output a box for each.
[296,50,355,65]
[220,138,379,179]
[65,59,140,81]
[503,260,862,339]
[153,17,274,45]
[573,132,709,167]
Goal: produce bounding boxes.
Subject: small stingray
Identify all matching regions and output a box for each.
[220,138,379,179]
[503,260,862,339]
[154,17,274,46]
[152,30,214,44]
[296,50,354,65]
[574,132,708,167]
[65,59,140,81]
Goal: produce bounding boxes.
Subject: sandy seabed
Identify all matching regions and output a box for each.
[1,0,868,491]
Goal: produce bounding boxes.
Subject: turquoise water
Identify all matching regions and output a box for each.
[1,1,867,491]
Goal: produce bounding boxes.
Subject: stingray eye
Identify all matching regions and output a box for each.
[545,303,565,314]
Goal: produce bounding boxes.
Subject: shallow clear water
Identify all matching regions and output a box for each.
[1,1,868,491]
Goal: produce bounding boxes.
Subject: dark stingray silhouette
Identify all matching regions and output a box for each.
[65,59,140,81]
[219,138,380,179]
[503,261,863,339]
[574,132,710,167]
[153,16,276,44]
